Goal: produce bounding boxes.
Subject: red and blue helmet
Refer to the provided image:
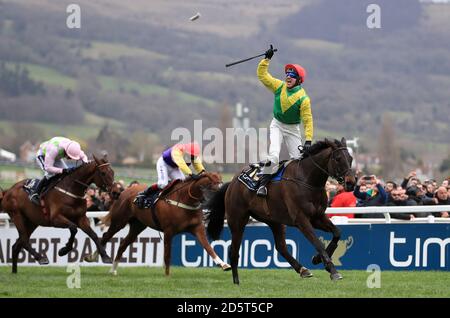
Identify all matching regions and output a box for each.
[285,64,307,84]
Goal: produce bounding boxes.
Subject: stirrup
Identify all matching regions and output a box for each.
[30,193,40,205]
[256,186,267,197]
[133,196,144,208]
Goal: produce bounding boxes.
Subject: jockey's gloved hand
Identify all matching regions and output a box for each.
[303,140,312,152]
[62,167,76,174]
[190,173,202,180]
[265,44,274,60]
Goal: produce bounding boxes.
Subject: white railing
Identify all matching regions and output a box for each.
[1,206,450,227]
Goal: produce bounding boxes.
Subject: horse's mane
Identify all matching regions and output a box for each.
[61,160,98,180]
[307,138,344,156]
[66,160,92,173]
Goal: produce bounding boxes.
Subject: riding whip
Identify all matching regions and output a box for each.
[225,48,278,68]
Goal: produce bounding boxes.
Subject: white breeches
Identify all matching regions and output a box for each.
[156,156,186,189]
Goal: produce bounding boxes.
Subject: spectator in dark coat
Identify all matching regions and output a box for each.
[387,187,416,220]
[353,175,387,218]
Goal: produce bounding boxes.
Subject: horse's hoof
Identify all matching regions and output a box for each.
[109,269,118,276]
[58,246,71,257]
[330,273,343,281]
[101,256,112,264]
[300,267,313,278]
[311,255,321,265]
[39,256,49,265]
[222,263,232,271]
[84,254,99,263]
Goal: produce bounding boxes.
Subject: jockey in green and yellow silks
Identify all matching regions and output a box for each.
[256,45,314,197]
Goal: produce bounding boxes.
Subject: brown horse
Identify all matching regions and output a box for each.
[205,138,356,284]
[85,171,231,275]
[0,155,115,273]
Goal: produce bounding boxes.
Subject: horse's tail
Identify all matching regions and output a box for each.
[204,182,230,240]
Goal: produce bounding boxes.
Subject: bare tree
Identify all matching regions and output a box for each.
[378,114,400,178]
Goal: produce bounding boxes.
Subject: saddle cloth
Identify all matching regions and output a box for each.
[23,178,41,197]
[23,175,63,200]
[140,191,161,209]
[238,160,291,192]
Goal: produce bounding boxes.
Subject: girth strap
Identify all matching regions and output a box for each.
[165,199,201,211]
[54,187,85,200]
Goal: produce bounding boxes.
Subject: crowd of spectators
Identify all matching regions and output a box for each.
[85,180,141,212]
[85,180,141,226]
[326,171,450,220]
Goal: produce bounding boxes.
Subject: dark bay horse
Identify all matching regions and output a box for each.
[0,155,115,273]
[85,172,231,275]
[205,138,356,284]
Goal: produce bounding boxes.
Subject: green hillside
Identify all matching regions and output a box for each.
[1,0,450,178]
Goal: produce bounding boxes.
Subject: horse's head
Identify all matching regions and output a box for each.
[194,171,223,192]
[91,154,115,192]
[326,138,356,192]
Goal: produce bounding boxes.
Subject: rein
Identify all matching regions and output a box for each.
[160,174,215,210]
[282,146,351,190]
[57,161,112,198]
[163,174,212,200]
[308,147,352,184]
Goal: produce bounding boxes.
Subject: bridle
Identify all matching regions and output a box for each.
[95,162,112,191]
[163,173,219,201]
[309,147,353,184]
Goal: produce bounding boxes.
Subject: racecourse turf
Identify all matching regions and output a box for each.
[0,267,449,298]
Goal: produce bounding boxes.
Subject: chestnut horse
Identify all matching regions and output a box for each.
[205,138,356,284]
[85,172,231,275]
[0,155,115,273]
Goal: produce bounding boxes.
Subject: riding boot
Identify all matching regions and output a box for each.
[256,174,272,197]
[29,177,48,205]
[144,184,160,197]
[134,184,159,208]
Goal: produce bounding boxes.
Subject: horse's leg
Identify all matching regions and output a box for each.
[163,230,174,276]
[76,215,112,263]
[11,239,23,274]
[228,211,250,285]
[10,213,47,274]
[311,215,341,265]
[268,222,313,278]
[296,218,342,281]
[110,219,146,275]
[85,216,128,262]
[49,213,80,258]
[190,224,231,271]
[58,226,77,257]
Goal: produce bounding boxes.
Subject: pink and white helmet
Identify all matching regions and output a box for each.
[65,141,82,160]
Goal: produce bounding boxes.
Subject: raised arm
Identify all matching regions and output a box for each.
[257,59,283,93]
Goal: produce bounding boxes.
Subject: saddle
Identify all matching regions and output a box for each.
[238,160,291,192]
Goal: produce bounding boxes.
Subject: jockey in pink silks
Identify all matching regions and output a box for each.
[29,137,88,205]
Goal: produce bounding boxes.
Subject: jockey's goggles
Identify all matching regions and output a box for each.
[285,71,299,79]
